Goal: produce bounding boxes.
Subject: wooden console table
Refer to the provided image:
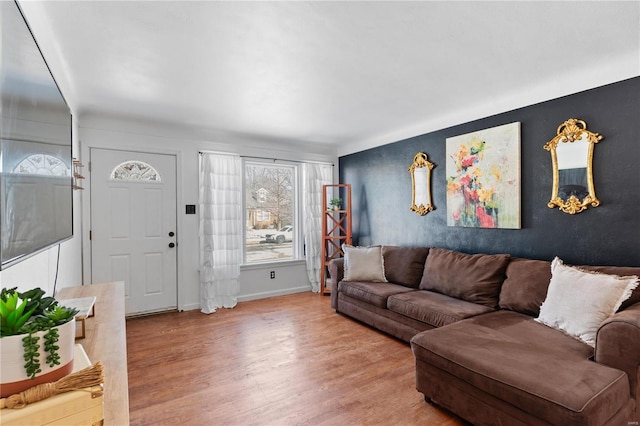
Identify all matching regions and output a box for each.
[57,282,129,425]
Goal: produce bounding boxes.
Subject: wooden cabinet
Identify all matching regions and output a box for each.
[320,184,352,295]
[57,282,129,425]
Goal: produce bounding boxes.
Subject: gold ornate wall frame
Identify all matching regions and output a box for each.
[409,152,435,215]
[543,118,603,214]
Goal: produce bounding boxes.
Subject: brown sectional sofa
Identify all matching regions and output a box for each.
[329,246,640,426]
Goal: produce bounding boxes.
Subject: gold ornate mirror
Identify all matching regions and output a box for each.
[543,118,603,214]
[409,152,435,215]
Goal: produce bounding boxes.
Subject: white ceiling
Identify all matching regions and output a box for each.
[17,1,640,156]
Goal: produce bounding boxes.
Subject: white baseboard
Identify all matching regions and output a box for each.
[179,285,312,311]
[179,302,201,312]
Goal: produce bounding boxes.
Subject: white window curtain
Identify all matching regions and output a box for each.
[302,163,333,292]
[199,153,243,314]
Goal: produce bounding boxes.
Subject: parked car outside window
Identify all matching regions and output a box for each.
[264,226,293,244]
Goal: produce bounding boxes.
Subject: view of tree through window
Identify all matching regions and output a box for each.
[245,162,296,263]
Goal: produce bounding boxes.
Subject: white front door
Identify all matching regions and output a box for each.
[90,148,177,315]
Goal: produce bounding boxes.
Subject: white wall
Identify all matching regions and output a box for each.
[78,114,337,311]
[0,116,83,296]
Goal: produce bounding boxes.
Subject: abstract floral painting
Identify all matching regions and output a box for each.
[446,122,521,229]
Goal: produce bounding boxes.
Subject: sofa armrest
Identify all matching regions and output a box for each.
[595,302,640,400]
[329,258,344,310]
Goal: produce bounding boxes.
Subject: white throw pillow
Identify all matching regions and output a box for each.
[342,244,388,282]
[536,257,639,347]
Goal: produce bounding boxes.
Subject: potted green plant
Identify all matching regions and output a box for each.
[0,287,78,397]
[329,198,342,211]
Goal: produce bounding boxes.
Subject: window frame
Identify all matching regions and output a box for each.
[242,158,302,265]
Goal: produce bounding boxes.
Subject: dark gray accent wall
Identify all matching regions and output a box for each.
[339,77,639,266]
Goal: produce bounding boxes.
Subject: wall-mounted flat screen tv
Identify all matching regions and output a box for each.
[1,0,73,269]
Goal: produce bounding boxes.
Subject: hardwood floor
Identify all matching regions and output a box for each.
[126,292,466,426]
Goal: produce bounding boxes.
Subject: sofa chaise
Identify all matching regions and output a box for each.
[329,245,640,426]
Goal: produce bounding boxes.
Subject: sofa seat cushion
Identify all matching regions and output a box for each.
[411,311,630,426]
[388,290,494,328]
[338,281,416,309]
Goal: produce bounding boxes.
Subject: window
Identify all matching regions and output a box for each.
[244,161,298,264]
[110,160,161,182]
[13,154,70,176]
[256,210,271,222]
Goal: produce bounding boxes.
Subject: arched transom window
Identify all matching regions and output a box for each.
[110,160,162,182]
[13,154,71,176]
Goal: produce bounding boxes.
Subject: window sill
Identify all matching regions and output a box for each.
[241,259,306,271]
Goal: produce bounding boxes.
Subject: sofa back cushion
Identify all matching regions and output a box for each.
[419,248,510,308]
[499,258,552,316]
[382,246,430,288]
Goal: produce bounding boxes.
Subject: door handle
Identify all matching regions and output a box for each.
[168,231,175,237]
[169,242,175,248]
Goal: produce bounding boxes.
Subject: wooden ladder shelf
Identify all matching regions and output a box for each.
[320,184,352,295]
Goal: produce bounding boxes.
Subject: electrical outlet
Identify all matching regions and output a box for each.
[270,271,275,279]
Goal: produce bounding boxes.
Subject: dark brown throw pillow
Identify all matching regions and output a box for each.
[419,247,510,308]
[382,246,430,288]
[499,258,552,316]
